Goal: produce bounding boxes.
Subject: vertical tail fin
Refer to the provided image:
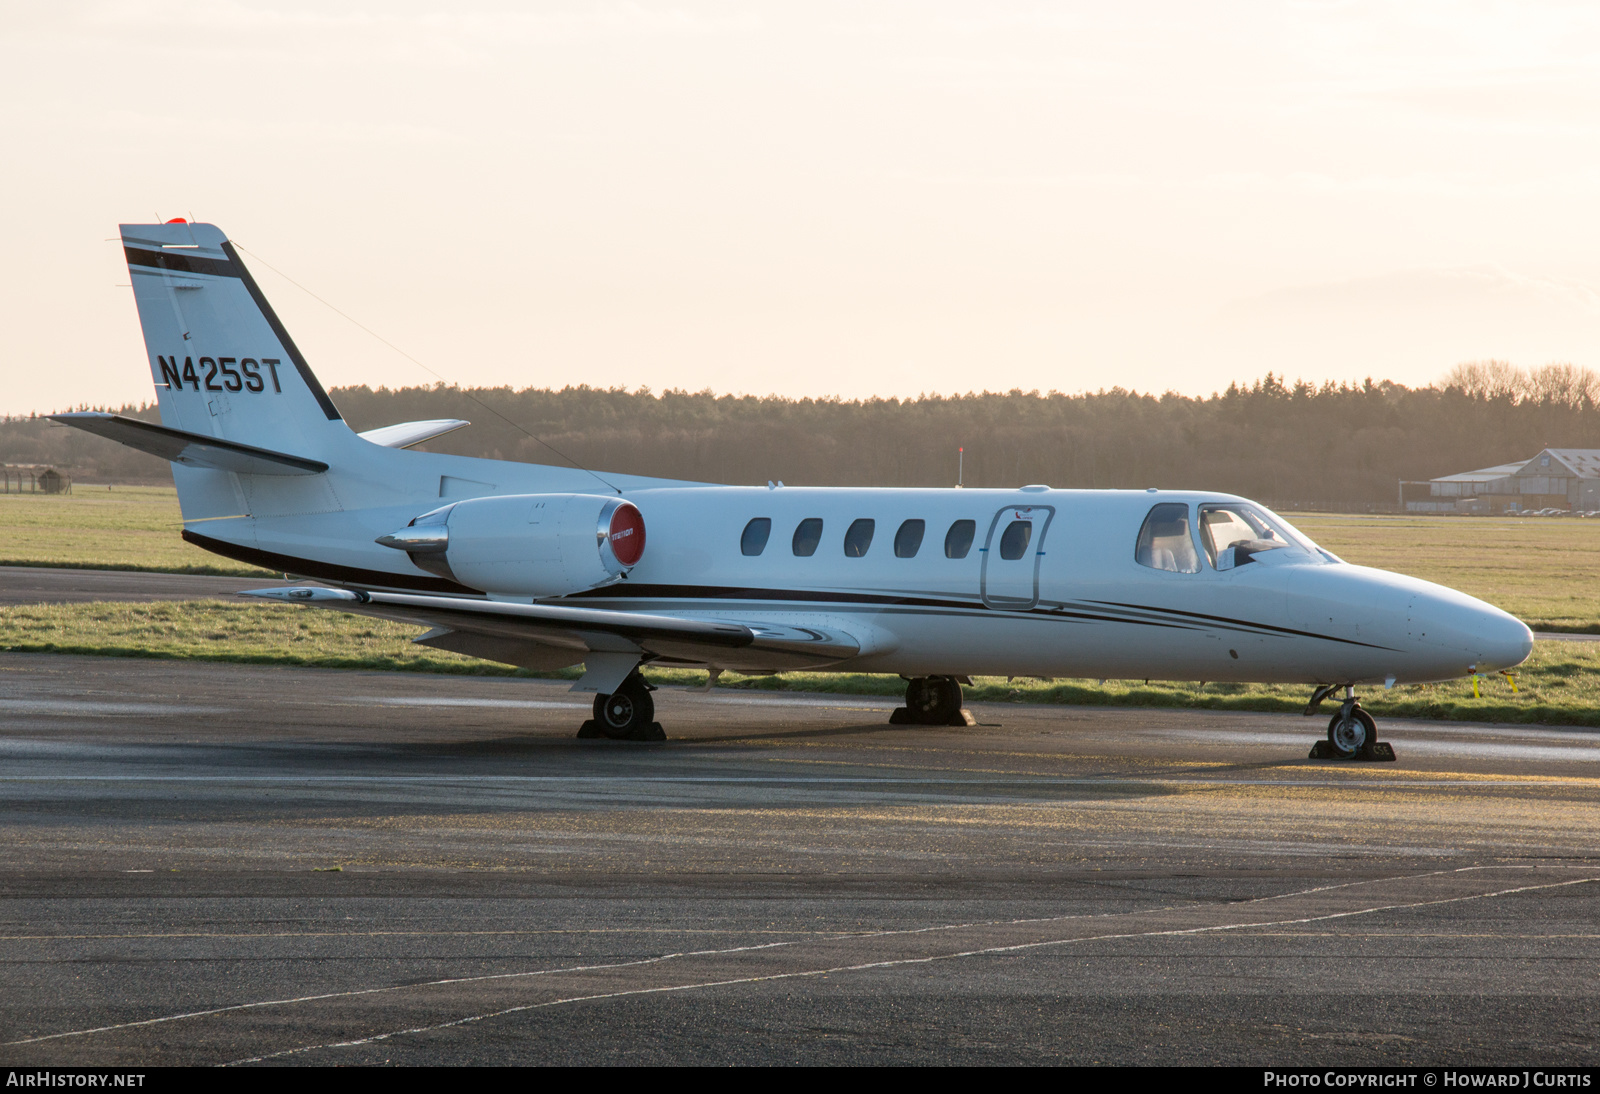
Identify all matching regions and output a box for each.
[121,221,347,455]
[117,220,362,523]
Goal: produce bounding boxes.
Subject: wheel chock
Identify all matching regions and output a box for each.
[577,719,665,742]
[631,721,667,742]
[1308,740,1397,761]
[888,707,978,727]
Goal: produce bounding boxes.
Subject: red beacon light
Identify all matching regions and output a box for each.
[165,218,188,224]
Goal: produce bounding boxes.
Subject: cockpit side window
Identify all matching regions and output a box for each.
[1134,503,1200,573]
[1198,503,1306,569]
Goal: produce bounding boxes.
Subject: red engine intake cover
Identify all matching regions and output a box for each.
[608,503,646,567]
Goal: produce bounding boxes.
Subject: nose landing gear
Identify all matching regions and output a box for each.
[1325,704,1378,759]
[890,676,978,727]
[1304,685,1396,761]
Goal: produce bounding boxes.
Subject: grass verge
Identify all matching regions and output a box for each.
[0,487,273,577]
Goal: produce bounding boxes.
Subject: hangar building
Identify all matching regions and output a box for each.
[1406,449,1600,513]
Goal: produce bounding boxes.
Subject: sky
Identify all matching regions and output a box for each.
[6,0,1600,415]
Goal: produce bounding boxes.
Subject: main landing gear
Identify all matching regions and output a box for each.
[1304,684,1396,761]
[578,671,666,742]
[579,671,979,741]
[889,675,978,727]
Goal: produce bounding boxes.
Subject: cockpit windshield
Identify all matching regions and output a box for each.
[1199,503,1325,569]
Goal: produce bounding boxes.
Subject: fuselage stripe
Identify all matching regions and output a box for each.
[181,537,1392,651]
[181,530,479,596]
[1086,599,1397,650]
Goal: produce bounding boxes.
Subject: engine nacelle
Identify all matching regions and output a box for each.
[377,493,645,597]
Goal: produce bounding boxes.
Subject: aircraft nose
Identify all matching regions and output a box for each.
[1411,589,1533,672]
[1477,610,1535,672]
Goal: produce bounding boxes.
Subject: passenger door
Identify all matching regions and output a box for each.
[980,505,1054,609]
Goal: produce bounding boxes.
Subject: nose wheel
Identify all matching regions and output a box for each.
[1326,706,1377,759]
[1305,686,1396,761]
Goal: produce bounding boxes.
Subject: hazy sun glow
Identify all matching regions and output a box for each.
[5,0,1599,415]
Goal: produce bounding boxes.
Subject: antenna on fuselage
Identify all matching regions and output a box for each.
[956,446,964,489]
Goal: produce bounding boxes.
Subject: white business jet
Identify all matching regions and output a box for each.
[54,221,1533,756]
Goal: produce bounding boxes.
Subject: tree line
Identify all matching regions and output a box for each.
[10,361,1600,508]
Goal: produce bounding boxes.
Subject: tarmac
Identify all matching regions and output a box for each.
[1,568,1598,1065]
[0,565,299,606]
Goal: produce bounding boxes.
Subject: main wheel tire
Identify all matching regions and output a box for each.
[1326,707,1377,759]
[905,676,961,725]
[594,676,655,740]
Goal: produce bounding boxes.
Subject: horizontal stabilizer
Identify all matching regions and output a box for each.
[49,412,328,476]
[357,419,470,449]
[241,586,862,671]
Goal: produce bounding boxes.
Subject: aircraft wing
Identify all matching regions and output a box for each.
[241,586,862,689]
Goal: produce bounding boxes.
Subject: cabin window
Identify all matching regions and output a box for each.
[1134,503,1200,573]
[944,519,976,559]
[894,519,925,558]
[844,518,875,557]
[792,518,824,557]
[1198,503,1308,569]
[999,520,1034,560]
[740,518,772,557]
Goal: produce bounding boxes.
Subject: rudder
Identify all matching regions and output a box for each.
[122,221,348,459]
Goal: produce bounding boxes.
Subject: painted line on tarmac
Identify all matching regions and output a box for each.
[696,694,898,708]
[360,698,589,710]
[228,871,1600,1065]
[1162,730,1600,763]
[0,699,234,716]
[1179,723,1600,744]
[0,927,822,943]
[0,774,1117,784]
[5,865,1580,1052]
[2,927,1080,1048]
[2,773,1595,790]
[0,774,1593,799]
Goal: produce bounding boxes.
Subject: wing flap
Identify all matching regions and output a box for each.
[411,628,585,672]
[241,587,862,671]
[50,412,328,476]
